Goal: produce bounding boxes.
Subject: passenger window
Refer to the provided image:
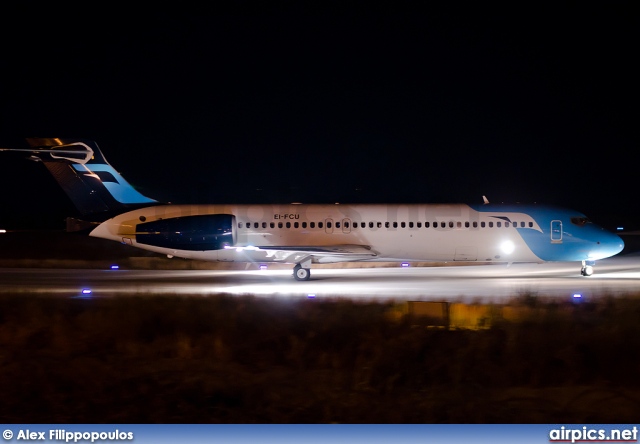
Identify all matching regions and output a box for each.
[497,222,501,227]
[465,221,469,228]
[481,222,485,228]
[319,222,324,229]
[473,221,477,228]
[489,222,493,228]
[278,222,283,228]
[528,222,533,228]
[409,222,414,228]
[262,222,267,228]
[417,222,422,228]
[401,222,406,228]
[425,222,430,228]
[327,222,332,229]
[302,222,307,228]
[270,222,275,228]
[449,221,454,228]
[457,221,461,228]
[310,222,315,228]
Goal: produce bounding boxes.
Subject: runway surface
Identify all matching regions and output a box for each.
[2,254,640,302]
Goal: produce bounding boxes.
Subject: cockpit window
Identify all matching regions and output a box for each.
[571,217,590,226]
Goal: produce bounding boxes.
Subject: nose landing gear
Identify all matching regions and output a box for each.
[581,260,594,276]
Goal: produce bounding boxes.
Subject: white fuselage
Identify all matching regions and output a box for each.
[90,203,546,264]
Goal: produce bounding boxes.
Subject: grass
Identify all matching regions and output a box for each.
[1,293,640,423]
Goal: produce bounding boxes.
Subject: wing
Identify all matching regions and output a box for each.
[231,244,378,264]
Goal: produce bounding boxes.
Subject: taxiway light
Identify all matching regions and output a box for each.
[307,294,316,299]
[572,293,582,299]
[259,264,267,270]
[110,265,119,270]
[401,262,410,267]
[81,289,92,295]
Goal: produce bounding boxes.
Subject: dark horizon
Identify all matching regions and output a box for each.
[1,6,637,231]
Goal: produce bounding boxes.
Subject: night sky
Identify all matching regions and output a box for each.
[0,5,637,230]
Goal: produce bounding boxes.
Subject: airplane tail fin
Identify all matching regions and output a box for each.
[1,138,158,221]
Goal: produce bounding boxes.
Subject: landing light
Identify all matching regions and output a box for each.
[500,241,515,254]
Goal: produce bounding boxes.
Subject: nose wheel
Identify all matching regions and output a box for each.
[581,260,594,276]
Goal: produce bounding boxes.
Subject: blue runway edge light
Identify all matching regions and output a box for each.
[81,289,92,295]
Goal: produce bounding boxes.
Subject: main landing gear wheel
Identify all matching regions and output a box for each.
[293,264,311,281]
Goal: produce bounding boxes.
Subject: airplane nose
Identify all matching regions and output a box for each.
[587,229,625,261]
[602,232,625,258]
[614,234,625,254]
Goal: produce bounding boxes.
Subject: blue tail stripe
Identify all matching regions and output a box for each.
[72,164,156,205]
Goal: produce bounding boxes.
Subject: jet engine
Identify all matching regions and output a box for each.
[136,214,236,251]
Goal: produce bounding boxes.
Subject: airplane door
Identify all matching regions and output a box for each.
[342,218,351,234]
[551,220,562,243]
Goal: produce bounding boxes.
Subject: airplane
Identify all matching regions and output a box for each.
[0,138,625,280]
